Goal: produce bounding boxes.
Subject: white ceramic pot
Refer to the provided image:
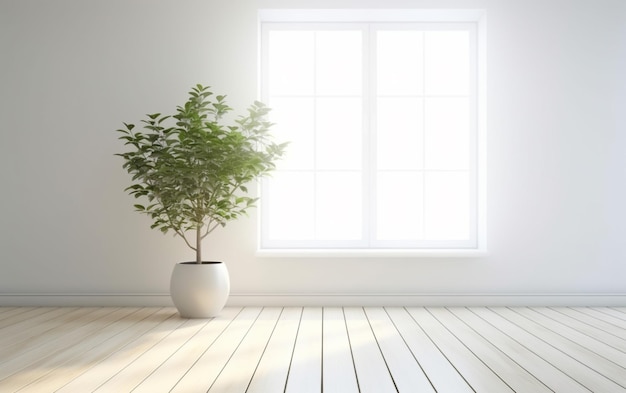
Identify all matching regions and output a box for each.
[170,261,230,318]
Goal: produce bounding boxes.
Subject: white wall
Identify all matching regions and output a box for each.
[1,0,625,305]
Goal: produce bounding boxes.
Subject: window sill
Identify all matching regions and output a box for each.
[256,248,488,258]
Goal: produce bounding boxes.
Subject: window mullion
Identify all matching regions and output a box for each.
[313,31,318,242]
[364,23,374,248]
[421,30,427,240]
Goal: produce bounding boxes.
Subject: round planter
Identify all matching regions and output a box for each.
[170,261,230,318]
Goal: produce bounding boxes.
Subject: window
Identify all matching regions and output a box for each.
[259,10,486,254]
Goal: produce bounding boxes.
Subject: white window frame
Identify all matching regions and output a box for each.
[258,9,487,257]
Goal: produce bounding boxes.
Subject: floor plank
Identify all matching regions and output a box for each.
[573,307,626,334]
[284,307,323,393]
[449,307,590,393]
[169,307,262,392]
[207,307,283,393]
[18,308,165,393]
[492,307,626,390]
[322,307,359,393]
[473,307,624,392]
[411,307,514,392]
[0,307,43,327]
[344,307,396,393]
[429,307,552,393]
[552,307,626,339]
[93,314,210,392]
[364,307,435,392]
[0,307,137,392]
[56,308,185,393]
[533,307,626,352]
[386,307,473,392]
[596,307,626,321]
[0,306,624,393]
[0,307,77,350]
[0,307,90,362]
[129,307,241,393]
[512,307,626,371]
[247,307,301,393]
[0,308,122,381]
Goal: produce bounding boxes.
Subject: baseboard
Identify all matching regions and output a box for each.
[1,292,625,307]
[0,293,173,307]
[228,293,626,307]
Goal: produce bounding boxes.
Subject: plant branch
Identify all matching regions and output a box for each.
[115,84,286,261]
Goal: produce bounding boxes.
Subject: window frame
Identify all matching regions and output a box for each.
[258,9,487,256]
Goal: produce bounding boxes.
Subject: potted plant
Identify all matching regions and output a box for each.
[115,84,286,318]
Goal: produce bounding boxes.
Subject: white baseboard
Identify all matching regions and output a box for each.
[1,292,625,307]
[0,293,173,307]
[227,293,626,307]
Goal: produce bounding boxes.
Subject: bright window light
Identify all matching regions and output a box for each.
[259,10,485,253]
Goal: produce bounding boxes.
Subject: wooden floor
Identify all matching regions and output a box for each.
[0,307,624,392]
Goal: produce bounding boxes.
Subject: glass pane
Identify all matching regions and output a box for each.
[376,171,423,240]
[269,31,315,96]
[266,172,315,241]
[377,97,423,170]
[377,30,423,96]
[316,172,362,240]
[424,31,470,96]
[316,98,362,170]
[424,97,470,170]
[316,31,362,96]
[424,172,470,240]
[269,97,315,170]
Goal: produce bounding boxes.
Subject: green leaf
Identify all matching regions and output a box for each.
[115,83,288,251]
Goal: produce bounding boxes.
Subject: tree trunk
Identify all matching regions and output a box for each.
[196,225,202,263]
